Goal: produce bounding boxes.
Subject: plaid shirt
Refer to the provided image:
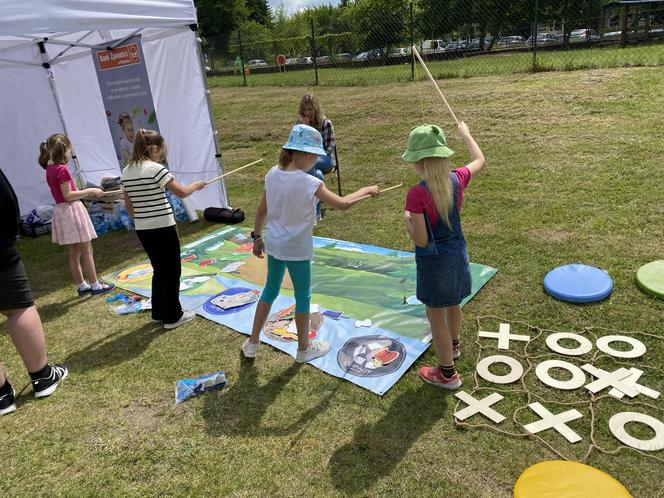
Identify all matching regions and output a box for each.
[296,117,336,166]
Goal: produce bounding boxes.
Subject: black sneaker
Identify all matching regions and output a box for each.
[32,364,68,398]
[90,282,115,296]
[0,383,16,416]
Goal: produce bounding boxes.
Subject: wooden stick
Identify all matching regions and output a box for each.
[411,46,460,125]
[206,159,263,185]
[357,183,403,201]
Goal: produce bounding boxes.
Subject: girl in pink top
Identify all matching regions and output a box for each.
[38,134,114,297]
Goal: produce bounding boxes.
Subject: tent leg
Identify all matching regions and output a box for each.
[191,28,229,208]
[37,41,84,189]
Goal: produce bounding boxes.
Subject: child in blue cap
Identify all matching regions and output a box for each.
[402,122,485,389]
[242,124,379,363]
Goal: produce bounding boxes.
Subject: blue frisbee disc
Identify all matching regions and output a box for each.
[543,264,613,303]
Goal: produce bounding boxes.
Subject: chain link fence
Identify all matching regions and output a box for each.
[202,0,664,87]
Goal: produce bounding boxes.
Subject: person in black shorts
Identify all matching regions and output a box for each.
[0,168,68,416]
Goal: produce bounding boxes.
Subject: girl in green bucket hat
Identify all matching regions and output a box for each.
[402,122,485,389]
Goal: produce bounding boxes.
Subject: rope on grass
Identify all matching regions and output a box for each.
[452,315,664,464]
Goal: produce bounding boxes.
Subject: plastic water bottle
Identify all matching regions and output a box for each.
[119,205,134,231]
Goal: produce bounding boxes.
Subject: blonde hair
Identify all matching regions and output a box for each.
[38,134,72,169]
[298,94,326,129]
[277,149,294,170]
[278,148,313,171]
[128,129,166,165]
[418,157,454,228]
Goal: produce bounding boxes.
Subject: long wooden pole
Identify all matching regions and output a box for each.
[356,183,403,201]
[411,45,460,125]
[206,159,264,185]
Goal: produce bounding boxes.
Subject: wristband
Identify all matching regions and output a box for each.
[250,231,261,241]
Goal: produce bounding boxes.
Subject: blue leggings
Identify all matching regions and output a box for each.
[307,155,334,217]
[260,255,312,313]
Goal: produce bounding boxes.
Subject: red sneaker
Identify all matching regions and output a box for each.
[419,366,462,390]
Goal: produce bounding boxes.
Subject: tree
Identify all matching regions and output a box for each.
[246,0,272,27]
[347,0,409,50]
[195,0,247,43]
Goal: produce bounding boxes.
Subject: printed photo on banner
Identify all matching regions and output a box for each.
[93,35,159,166]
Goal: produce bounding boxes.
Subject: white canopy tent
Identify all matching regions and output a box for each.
[0,0,228,215]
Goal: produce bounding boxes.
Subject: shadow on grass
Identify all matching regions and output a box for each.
[202,354,337,438]
[17,220,220,298]
[37,295,92,325]
[63,322,166,373]
[328,385,450,493]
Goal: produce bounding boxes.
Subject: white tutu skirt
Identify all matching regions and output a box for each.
[51,201,97,245]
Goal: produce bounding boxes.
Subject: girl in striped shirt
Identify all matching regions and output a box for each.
[122,129,206,329]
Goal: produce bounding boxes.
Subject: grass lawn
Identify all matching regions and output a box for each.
[2,66,663,497]
[208,43,664,87]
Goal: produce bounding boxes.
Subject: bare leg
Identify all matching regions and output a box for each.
[67,244,84,285]
[2,307,48,373]
[447,305,462,343]
[426,306,453,366]
[295,312,310,352]
[0,365,6,386]
[249,300,272,343]
[79,241,99,284]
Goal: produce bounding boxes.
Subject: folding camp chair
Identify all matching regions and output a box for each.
[330,146,342,196]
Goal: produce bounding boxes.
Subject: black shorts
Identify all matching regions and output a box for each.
[0,258,35,311]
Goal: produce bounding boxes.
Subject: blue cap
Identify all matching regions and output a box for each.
[282,124,327,155]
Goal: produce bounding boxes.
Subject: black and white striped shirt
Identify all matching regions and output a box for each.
[121,161,175,230]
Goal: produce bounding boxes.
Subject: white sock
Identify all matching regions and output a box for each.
[90,281,102,290]
[78,282,90,291]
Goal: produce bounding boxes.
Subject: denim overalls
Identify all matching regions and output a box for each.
[415,174,472,307]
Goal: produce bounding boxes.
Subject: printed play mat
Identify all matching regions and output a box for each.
[105,226,497,394]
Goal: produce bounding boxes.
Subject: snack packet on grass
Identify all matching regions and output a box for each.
[175,371,228,404]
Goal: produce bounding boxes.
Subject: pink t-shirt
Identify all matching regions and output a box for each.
[405,167,471,227]
[46,163,76,204]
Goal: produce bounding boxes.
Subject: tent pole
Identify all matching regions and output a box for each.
[37,40,84,189]
[109,28,143,49]
[190,24,228,207]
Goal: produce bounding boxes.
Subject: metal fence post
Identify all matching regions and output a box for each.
[311,17,319,86]
[238,28,247,87]
[532,0,539,71]
[410,1,415,81]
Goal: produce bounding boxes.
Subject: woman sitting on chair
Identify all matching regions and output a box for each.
[296,94,336,220]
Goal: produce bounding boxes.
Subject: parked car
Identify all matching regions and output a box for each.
[335,52,352,62]
[421,39,445,53]
[526,33,561,46]
[444,40,469,52]
[317,55,333,64]
[601,31,622,39]
[497,35,526,47]
[354,49,383,61]
[570,29,599,42]
[389,47,410,58]
[246,59,267,67]
[285,57,300,65]
[300,56,313,64]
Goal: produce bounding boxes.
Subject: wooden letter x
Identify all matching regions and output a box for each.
[581,365,639,398]
[454,391,506,423]
[523,402,583,443]
[479,323,530,350]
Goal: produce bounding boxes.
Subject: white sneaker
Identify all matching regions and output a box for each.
[295,341,330,363]
[164,310,196,330]
[241,338,259,358]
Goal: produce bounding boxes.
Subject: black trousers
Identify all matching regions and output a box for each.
[136,225,182,323]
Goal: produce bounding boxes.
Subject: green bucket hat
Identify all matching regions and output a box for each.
[402,124,454,163]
